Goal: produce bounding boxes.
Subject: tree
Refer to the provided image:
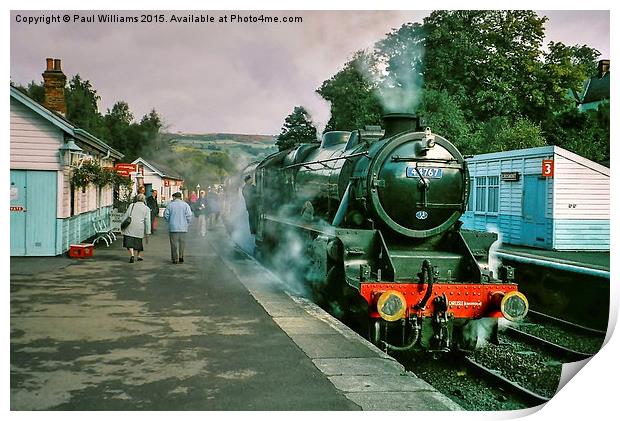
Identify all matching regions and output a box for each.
[316,51,383,131]
[421,11,548,120]
[276,106,318,151]
[103,101,133,157]
[542,103,609,164]
[367,11,606,159]
[417,89,472,152]
[538,41,601,117]
[166,147,237,189]
[469,116,547,155]
[106,101,133,126]
[140,109,163,138]
[102,103,165,161]
[13,75,167,162]
[12,80,46,103]
[65,75,109,141]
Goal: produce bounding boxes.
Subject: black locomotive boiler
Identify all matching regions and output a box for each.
[249,113,528,352]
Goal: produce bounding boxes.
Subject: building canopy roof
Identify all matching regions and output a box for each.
[467,145,609,177]
[581,72,610,104]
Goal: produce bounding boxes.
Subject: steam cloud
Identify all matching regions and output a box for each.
[354,43,425,115]
[487,224,502,277]
[462,318,499,349]
[378,44,425,114]
[222,168,350,314]
[222,174,314,299]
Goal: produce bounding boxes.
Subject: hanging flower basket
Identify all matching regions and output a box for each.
[71,160,133,190]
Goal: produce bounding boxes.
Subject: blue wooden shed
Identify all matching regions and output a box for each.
[460,146,609,251]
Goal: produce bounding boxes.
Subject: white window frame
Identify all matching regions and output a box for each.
[487,175,499,214]
[472,175,500,215]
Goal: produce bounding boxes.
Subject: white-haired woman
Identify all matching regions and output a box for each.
[121,193,152,263]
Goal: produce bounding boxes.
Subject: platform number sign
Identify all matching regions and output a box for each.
[542,159,554,177]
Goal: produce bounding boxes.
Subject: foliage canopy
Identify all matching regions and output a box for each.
[312,10,608,163]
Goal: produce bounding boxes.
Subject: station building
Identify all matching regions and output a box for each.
[10,59,123,256]
[577,59,610,112]
[131,157,184,205]
[461,146,609,251]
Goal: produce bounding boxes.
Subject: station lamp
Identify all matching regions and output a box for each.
[59,137,83,167]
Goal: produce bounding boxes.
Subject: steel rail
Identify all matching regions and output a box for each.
[281,151,369,170]
[527,309,607,336]
[463,356,550,407]
[503,326,595,361]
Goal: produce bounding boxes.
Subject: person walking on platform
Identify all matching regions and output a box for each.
[207,188,221,228]
[164,191,193,264]
[195,190,209,237]
[146,190,159,233]
[121,193,151,263]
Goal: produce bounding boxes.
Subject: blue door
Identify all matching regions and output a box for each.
[522,175,548,248]
[10,170,58,256]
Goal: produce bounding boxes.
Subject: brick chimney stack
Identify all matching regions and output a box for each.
[42,58,67,115]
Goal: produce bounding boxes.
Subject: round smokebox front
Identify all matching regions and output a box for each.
[368,132,467,238]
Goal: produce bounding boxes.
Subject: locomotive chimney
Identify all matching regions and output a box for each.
[382,113,424,138]
[42,57,67,116]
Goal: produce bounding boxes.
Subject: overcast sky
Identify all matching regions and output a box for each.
[10,10,610,135]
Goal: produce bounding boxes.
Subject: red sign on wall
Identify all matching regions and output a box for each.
[542,159,554,177]
[115,163,137,172]
[115,163,137,177]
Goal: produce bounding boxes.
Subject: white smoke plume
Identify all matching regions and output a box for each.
[354,43,426,115]
[225,186,256,255]
[221,165,353,313]
[463,318,499,349]
[221,170,315,298]
[486,223,503,278]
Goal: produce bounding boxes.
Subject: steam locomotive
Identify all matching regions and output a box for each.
[246,113,528,352]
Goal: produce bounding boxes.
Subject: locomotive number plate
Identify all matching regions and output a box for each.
[406,167,443,178]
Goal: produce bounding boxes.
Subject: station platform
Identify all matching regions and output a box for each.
[497,244,609,276]
[10,221,460,411]
[496,244,610,330]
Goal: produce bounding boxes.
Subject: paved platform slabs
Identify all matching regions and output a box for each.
[216,230,461,411]
[10,222,461,411]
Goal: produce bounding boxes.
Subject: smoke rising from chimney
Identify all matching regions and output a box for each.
[353,43,425,116]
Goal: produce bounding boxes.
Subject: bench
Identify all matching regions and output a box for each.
[92,217,116,247]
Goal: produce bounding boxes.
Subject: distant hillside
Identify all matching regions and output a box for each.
[163,132,278,165]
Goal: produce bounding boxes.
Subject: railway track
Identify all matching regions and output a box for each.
[503,325,594,361]
[527,309,607,335]
[458,311,606,407]
[504,310,606,360]
[403,312,604,410]
[462,356,550,407]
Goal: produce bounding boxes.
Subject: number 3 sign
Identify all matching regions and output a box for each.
[542,159,554,177]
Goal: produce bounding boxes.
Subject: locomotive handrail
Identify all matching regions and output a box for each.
[281,151,369,170]
[390,157,461,164]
